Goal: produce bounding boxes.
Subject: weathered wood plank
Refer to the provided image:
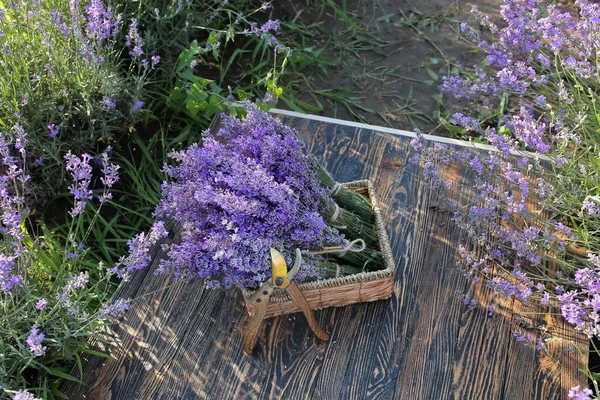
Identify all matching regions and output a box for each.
[310,305,363,399]
[450,284,514,400]
[137,288,241,399]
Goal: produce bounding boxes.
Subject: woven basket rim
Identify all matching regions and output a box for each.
[242,179,395,304]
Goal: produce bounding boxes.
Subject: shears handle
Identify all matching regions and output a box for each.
[243,248,329,355]
[287,281,329,341]
[243,282,275,354]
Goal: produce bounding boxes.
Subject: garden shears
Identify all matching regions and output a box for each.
[243,248,330,355]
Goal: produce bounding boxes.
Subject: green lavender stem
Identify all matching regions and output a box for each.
[316,166,376,224]
[325,203,379,247]
[332,249,384,273]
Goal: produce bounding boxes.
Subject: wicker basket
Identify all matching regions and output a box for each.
[242,179,396,318]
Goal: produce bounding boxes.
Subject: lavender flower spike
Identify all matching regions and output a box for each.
[13,390,42,400]
[35,298,47,310]
[568,385,593,400]
[26,328,47,356]
[98,298,132,319]
[0,254,20,293]
[112,221,169,280]
[65,151,93,217]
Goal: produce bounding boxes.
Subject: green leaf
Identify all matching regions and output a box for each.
[326,0,363,30]
[426,68,439,81]
[190,84,209,101]
[75,353,83,380]
[81,348,114,359]
[207,31,220,46]
[186,100,208,116]
[46,368,85,384]
[176,40,200,74]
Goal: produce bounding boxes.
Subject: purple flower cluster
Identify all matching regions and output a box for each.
[125,18,143,57]
[0,128,30,292]
[568,385,594,400]
[13,390,42,400]
[65,152,93,217]
[99,150,120,202]
[421,11,600,393]
[64,150,120,215]
[242,18,290,53]
[216,105,332,215]
[153,107,342,288]
[555,263,600,338]
[35,298,47,310]
[413,133,575,303]
[0,254,20,293]
[63,271,89,293]
[47,123,59,138]
[98,298,132,319]
[84,0,117,42]
[26,327,46,356]
[112,221,168,280]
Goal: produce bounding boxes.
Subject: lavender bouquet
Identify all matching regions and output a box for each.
[116,105,384,290]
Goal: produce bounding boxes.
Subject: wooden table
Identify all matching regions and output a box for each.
[63,110,587,399]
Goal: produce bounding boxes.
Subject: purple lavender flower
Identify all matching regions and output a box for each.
[506,107,550,153]
[65,152,93,217]
[583,199,600,216]
[541,292,550,305]
[48,123,59,138]
[13,390,42,400]
[242,19,287,51]
[103,96,117,109]
[112,221,168,280]
[100,152,120,188]
[13,124,27,156]
[63,271,89,293]
[0,254,20,293]
[98,298,132,319]
[125,18,143,57]
[568,385,593,400]
[458,293,476,310]
[260,20,279,33]
[35,298,47,310]
[410,135,424,151]
[450,113,478,131]
[26,328,47,356]
[132,100,144,111]
[84,0,115,41]
[512,329,535,347]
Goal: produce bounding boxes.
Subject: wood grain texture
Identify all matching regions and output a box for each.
[63,114,588,400]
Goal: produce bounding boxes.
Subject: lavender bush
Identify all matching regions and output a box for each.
[411,0,600,396]
[0,127,130,399]
[0,0,158,200]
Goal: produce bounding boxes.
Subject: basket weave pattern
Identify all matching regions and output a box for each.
[242,180,396,318]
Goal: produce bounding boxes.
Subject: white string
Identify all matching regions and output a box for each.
[309,239,366,257]
[329,203,347,229]
[331,182,342,196]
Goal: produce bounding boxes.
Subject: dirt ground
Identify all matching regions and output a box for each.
[277,0,504,134]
